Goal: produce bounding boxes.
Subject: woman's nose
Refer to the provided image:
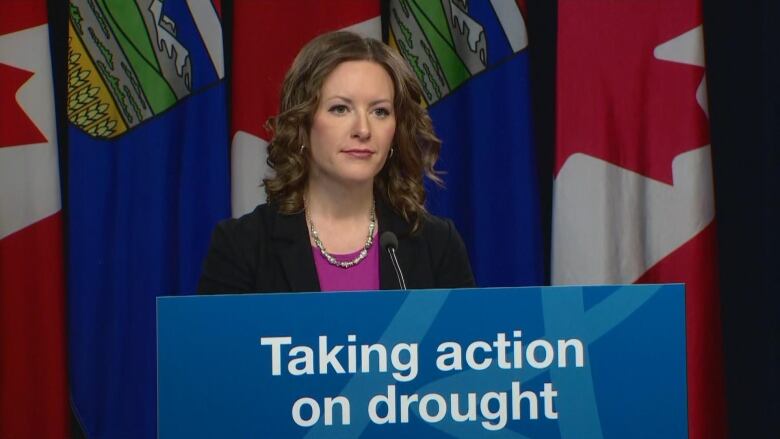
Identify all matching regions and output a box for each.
[351,112,371,140]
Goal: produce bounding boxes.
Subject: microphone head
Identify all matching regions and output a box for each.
[380,231,399,251]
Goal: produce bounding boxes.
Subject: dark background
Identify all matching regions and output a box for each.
[702,1,780,436]
[48,1,778,437]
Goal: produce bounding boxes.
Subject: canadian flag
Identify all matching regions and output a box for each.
[554,1,726,437]
[0,1,68,438]
[230,0,381,217]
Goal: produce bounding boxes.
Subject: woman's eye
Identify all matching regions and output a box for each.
[329,104,349,114]
[373,108,391,118]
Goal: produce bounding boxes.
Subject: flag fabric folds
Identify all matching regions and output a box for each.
[384,0,543,287]
[553,1,726,437]
[230,0,381,217]
[66,1,229,437]
[0,1,68,437]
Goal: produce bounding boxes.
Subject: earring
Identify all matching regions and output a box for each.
[389,147,395,158]
[300,144,305,152]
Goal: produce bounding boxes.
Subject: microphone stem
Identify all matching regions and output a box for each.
[388,247,407,290]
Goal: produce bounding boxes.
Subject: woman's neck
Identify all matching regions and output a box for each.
[304,178,374,221]
[304,177,376,253]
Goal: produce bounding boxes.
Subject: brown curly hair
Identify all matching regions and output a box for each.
[263,31,442,232]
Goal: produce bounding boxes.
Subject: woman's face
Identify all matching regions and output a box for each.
[308,60,396,190]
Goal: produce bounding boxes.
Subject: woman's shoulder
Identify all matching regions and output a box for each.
[414,211,476,288]
[214,202,307,245]
[204,205,280,270]
[416,211,459,241]
[215,203,275,237]
[401,211,467,261]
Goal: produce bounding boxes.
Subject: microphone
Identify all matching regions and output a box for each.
[380,231,407,290]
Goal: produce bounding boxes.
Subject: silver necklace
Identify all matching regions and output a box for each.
[307,200,376,268]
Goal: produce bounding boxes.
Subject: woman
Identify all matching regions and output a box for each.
[198,31,474,293]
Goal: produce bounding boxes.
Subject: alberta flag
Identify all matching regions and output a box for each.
[66,1,229,438]
[384,0,543,286]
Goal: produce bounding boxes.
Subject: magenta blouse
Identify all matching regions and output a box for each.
[311,235,380,292]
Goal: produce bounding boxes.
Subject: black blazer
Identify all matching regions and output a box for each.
[197,199,475,293]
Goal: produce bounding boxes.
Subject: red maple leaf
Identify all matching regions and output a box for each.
[556,0,709,185]
[231,0,379,141]
[515,0,528,18]
[0,0,47,36]
[0,63,47,148]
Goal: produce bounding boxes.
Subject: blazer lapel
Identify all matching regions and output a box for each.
[377,198,412,290]
[271,209,321,292]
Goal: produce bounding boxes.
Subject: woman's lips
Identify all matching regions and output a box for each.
[342,149,375,158]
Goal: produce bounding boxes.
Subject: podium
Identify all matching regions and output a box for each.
[158,285,687,438]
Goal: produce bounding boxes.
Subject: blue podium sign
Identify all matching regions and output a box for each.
[157,285,687,438]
